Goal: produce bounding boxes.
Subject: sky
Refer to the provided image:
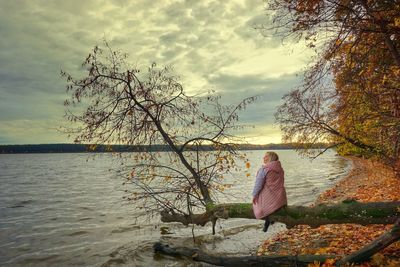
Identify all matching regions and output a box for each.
[0,0,314,145]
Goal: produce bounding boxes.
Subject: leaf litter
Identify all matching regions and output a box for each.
[257,158,400,266]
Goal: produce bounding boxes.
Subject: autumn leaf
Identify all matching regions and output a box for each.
[307,261,321,267]
[315,247,328,255]
[323,258,336,267]
[371,253,385,266]
[395,17,400,27]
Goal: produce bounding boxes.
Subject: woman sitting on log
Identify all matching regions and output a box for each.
[252,151,287,232]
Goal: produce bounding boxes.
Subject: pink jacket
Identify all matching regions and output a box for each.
[252,161,287,219]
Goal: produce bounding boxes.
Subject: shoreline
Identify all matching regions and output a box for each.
[316,156,400,204]
[185,155,357,256]
[257,156,400,265]
[103,156,398,266]
[315,156,361,205]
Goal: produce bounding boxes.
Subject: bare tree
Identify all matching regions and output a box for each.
[62,42,255,225]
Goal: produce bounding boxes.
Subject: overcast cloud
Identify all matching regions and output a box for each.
[0,0,312,144]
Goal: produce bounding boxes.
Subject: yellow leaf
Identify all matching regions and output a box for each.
[371,253,385,266]
[315,247,328,255]
[324,258,336,266]
[307,261,321,267]
[395,17,400,27]
[329,241,339,247]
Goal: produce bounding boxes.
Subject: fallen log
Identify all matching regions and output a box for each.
[154,219,400,267]
[153,242,335,267]
[337,218,400,265]
[161,201,400,228]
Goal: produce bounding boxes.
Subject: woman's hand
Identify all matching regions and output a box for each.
[252,197,257,205]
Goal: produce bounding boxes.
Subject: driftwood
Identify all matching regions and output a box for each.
[337,218,400,265]
[161,201,400,229]
[153,242,335,267]
[157,202,400,265]
[154,219,399,266]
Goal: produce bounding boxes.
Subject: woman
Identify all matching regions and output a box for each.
[252,151,287,232]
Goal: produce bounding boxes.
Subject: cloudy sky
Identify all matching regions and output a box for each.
[0,0,313,145]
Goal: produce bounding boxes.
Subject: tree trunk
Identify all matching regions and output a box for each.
[337,218,400,265]
[161,201,400,228]
[154,219,400,266]
[153,242,335,267]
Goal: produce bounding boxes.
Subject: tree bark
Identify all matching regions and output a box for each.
[154,219,400,266]
[337,218,400,265]
[161,201,400,228]
[153,242,335,267]
[153,219,400,266]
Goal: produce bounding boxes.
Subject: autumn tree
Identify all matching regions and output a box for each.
[331,32,400,167]
[269,0,400,172]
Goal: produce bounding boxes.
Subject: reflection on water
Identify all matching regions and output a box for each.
[0,150,350,266]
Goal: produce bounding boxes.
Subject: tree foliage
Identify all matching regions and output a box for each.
[270,0,400,172]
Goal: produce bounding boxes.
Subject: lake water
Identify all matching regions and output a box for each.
[0,150,350,266]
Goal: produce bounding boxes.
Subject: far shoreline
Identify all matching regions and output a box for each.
[0,143,330,154]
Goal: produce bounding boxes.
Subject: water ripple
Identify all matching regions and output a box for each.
[0,151,350,266]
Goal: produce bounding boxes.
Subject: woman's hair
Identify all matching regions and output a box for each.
[266,151,279,162]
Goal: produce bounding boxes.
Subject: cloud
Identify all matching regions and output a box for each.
[0,0,313,144]
[0,119,69,145]
[203,72,302,144]
[237,124,282,144]
[209,72,302,108]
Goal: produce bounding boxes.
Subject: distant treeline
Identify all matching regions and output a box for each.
[0,143,329,154]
